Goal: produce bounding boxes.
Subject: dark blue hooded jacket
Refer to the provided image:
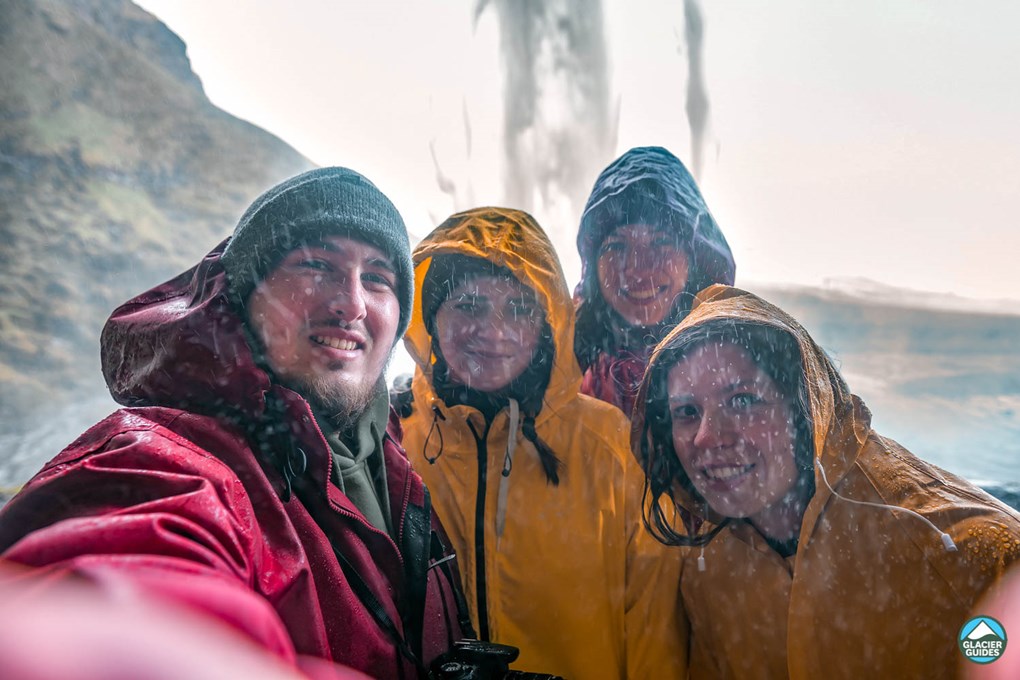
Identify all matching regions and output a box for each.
[574,146,736,413]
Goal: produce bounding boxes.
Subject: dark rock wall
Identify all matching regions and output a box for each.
[0,0,313,463]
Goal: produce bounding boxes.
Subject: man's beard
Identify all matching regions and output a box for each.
[290,353,393,431]
[304,375,377,430]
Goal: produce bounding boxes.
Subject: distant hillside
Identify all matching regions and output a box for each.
[757,282,1020,485]
[0,0,314,460]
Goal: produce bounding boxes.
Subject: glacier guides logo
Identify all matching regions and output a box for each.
[959,616,1007,664]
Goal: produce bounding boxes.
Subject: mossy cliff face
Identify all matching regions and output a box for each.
[0,0,313,465]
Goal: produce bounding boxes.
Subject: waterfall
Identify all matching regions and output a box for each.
[683,0,709,180]
[476,0,617,232]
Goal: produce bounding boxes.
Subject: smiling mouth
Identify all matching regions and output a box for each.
[621,286,667,302]
[466,349,512,360]
[311,335,360,351]
[702,464,754,482]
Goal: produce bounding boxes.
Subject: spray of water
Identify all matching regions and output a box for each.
[683,0,710,180]
[462,98,474,159]
[429,139,459,203]
[428,98,477,220]
[475,0,617,233]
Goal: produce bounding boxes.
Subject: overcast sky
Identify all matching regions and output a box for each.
[135,0,1020,302]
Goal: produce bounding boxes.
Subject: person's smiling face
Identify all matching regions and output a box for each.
[597,223,689,326]
[667,341,802,529]
[246,236,399,419]
[434,273,544,393]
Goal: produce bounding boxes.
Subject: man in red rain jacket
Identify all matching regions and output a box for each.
[0,167,470,679]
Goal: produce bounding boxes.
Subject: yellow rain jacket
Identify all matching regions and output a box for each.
[632,285,1020,679]
[401,208,685,679]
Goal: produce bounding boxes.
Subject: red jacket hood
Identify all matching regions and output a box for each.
[101,239,272,421]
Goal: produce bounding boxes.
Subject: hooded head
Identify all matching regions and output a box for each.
[221,166,414,340]
[632,285,865,547]
[405,207,581,484]
[574,147,736,367]
[407,207,580,401]
[102,167,413,429]
[418,253,555,400]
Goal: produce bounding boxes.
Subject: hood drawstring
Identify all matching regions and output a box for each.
[816,458,958,552]
[281,445,308,502]
[495,399,520,546]
[424,404,446,464]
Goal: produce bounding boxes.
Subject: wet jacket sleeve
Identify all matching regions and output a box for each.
[0,426,303,669]
[623,452,688,679]
[0,564,374,680]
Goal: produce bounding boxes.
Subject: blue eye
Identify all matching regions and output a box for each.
[671,404,700,422]
[729,393,763,409]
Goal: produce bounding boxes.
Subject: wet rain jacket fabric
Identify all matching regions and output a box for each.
[0,241,467,679]
[632,285,1020,680]
[575,146,735,417]
[578,348,649,420]
[400,207,686,679]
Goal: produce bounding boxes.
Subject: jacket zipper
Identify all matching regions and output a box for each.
[467,417,491,640]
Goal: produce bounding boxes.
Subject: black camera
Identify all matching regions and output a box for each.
[430,640,565,679]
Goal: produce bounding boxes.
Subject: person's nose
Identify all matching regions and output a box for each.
[475,317,513,343]
[327,275,367,322]
[624,245,656,277]
[693,406,732,449]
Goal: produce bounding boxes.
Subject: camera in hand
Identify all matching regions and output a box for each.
[430,640,565,679]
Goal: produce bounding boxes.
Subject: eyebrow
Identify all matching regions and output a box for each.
[667,380,761,404]
[365,256,396,273]
[451,291,538,305]
[451,293,487,303]
[295,241,396,273]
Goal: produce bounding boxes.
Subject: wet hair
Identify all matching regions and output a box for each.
[638,320,821,547]
[421,254,563,485]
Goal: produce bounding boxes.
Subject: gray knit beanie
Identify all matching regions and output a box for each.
[221,167,414,339]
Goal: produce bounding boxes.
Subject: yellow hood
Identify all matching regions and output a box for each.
[631,285,1020,679]
[405,207,582,416]
[632,284,872,526]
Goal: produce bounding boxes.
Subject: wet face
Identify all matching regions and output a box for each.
[433,274,545,393]
[667,341,805,537]
[247,236,400,421]
[597,223,690,326]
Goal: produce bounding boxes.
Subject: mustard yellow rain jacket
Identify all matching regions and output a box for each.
[401,207,685,679]
[632,285,1020,679]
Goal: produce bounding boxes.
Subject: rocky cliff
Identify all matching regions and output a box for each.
[0,0,314,471]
